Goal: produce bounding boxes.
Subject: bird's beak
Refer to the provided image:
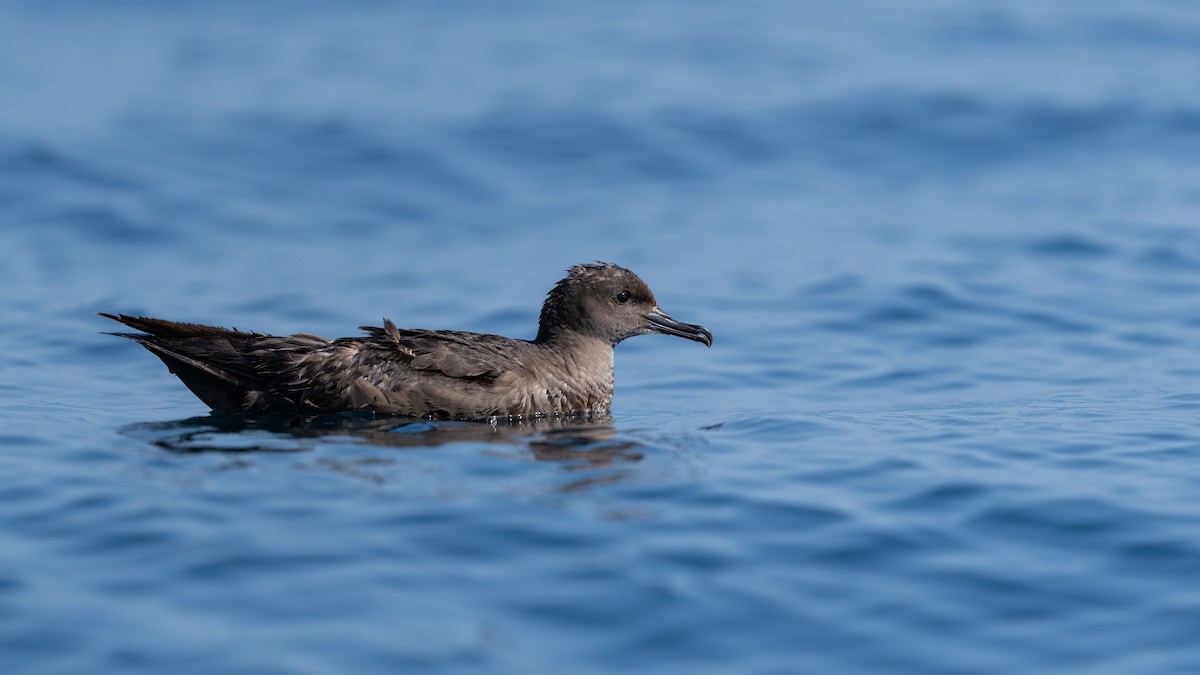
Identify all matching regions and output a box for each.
[644,308,713,347]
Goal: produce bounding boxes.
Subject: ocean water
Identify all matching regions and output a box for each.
[3,1,1200,672]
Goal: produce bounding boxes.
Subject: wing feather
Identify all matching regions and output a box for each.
[358,319,522,380]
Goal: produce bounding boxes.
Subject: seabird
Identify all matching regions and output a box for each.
[101,262,712,420]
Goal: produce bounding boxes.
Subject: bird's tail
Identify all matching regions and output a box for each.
[99,313,271,412]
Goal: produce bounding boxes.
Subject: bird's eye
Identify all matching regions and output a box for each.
[616,290,631,303]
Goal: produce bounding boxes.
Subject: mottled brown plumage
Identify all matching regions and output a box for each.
[102,263,712,420]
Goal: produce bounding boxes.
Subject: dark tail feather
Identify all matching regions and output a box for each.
[137,339,256,412]
[100,313,268,412]
[98,313,261,339]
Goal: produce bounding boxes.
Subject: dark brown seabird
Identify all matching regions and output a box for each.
[101,262,712,420]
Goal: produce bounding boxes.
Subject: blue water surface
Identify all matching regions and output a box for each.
[3,1,1200,673]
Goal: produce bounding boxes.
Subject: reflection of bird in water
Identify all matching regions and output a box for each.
[123,413,643,469]
[102,263,711,420]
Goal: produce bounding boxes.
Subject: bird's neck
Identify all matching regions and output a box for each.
[534,330,616,412]
[535,326,610,352]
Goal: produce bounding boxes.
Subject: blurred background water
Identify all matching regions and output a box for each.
[3,0,1200,673]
